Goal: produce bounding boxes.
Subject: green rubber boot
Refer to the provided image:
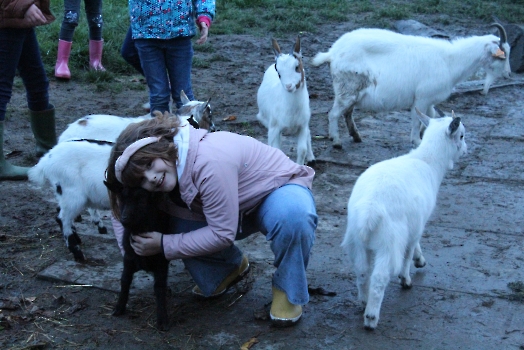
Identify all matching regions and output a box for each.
[0,121,29,181]
[29,104,57,157]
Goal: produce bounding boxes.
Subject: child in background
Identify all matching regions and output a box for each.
[128,0,214,113]
[55,0,106,80]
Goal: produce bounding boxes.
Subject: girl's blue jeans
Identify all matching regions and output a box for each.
[171,184,317,305]
[0,28,49,121]
[134,38,195,111]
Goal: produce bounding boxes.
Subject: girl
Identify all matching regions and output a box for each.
[129,0,214,112]
[106,113,317,327]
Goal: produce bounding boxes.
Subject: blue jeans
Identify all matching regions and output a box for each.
[0,28,49,121]
[171,184,317,305]
[121,27,143,76]
[134,38,195,112]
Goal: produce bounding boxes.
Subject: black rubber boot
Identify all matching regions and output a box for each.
[29,104,57,157]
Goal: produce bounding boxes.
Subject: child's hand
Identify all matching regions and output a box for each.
[130,231,163,256]
[24,4,47,26]
[196,22,209,45]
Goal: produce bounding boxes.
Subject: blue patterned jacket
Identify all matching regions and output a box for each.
[129,0,215,39]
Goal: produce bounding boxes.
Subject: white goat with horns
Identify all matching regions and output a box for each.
[341,109,467,330]
[257,36,315,166]
[312,23,509,148]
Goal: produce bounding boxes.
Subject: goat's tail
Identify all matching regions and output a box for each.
[342,203,406,276]
[342,202,381,247]
[311,51,331,67]
[27,156,48,187]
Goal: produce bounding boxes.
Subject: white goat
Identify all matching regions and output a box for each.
[29,94,212,261]
[59,90,213,143]
[29,141,112,261]
[257,36,315,166]
[312,24,509,148]
[341,109,467,330]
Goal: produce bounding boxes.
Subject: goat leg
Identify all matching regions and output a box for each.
[66,230,86,262]
[113,257,137,316]
[153,262,170,331]
[344,106,361,143]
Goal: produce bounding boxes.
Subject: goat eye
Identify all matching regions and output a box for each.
[295,65,300,72]
[146,161,152,169]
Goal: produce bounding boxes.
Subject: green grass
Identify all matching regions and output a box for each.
[36,0,524,80]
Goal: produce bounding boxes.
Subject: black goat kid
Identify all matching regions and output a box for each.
[104,182,171,330]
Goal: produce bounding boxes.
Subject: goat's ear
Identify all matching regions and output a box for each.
[104,180,123,194]
[415,108,431,128]
[180,90,190,105]
[448,116,461,135]
[293,36,301,56]
[272,38,282,57]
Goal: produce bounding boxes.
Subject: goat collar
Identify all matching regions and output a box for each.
[115,136,161,183]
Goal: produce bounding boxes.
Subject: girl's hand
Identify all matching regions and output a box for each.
[24,4,47,26]
[196,22,209,45]
[130,231,163,256]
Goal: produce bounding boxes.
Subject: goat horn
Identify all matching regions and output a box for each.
[434,106,446,118]
[490,22,507,47]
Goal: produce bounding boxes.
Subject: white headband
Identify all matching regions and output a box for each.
[115,136,161,183]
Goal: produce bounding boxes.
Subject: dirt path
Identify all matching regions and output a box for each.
[1,24,524,349]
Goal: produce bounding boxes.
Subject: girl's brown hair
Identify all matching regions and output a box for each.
[106,112,181,219]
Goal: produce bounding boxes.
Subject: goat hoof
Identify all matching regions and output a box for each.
[364,314,378,330]
[414,259,426,268]
[401,281,413,289]
[157,321,169,331]
[306,160,316,167]
[332,144,342,149]
[112,308,125,316]
[72,250,87,262]
[98,226,108,234]
[74,215,83,223]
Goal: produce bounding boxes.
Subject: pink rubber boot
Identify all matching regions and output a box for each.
[54,40,72,79]
[89,39,106,71]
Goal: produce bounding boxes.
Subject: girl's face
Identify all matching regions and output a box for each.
[141,158,177,192]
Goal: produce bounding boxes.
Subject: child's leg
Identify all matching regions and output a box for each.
[134,39,171,115]
[170,218,245,297]
[165,38,194,109]
[255,184,317,305]
[18,29,49,112]
[84,0,103,40]
[59,0,82,42]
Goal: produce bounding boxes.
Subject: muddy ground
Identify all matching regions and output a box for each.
[1,17,524,350]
